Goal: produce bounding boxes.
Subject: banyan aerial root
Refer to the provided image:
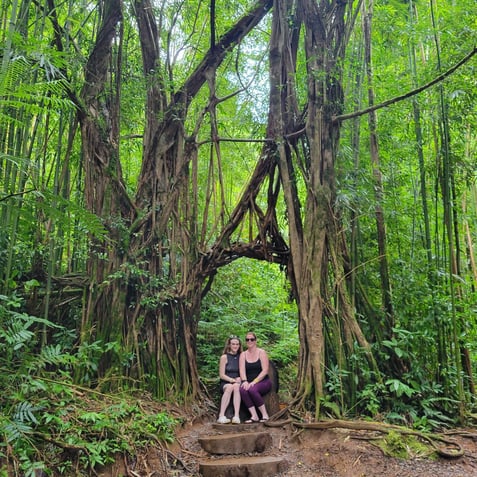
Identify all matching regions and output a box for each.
[265,418,464,459]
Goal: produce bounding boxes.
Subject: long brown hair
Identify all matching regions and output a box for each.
[222,335,242,354]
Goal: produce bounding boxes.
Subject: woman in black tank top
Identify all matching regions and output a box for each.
[239,332,272,423]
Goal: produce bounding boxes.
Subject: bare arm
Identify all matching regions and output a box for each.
[239,353,247,381]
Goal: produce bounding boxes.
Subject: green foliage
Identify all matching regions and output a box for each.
[0,0,475,442]
[0,295,178,476]
[0,294,63,365]
[198,259,299,398]
[0,50,76,122]
[2,386,178,475]
[321,326,463,430]
[376,430,432,460]
[385,379,416,399]
[105,260,178,310]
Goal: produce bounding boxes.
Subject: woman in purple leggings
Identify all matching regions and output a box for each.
[239,332,271,423]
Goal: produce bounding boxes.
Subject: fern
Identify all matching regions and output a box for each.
[0,52,75,121]
[0,319,34,349]
[0,307,64,364]
[0,295,179,475]
[34,344,74,370]
[13,402,40,426]
[1,419,33,443]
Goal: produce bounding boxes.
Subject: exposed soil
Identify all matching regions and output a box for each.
[167,416,477,477]
[98,409,477,476]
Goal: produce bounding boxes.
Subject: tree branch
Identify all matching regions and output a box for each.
[0,189,36,202]
[175,0,273,106]
[334,46,477,123]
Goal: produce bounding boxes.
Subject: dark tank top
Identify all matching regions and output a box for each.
[225,352,240,378]
[245,353,268,381]
[220,353,240,391]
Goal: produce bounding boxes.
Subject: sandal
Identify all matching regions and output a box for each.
[259,417,269,422]
[245,418,259,424]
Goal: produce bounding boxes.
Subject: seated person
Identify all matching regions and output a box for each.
[239,332,271,423]
[217,335,242,424]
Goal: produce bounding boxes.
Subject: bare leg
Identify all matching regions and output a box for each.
[258,404,269,420]
[247,406,260,421]
[219,386,233,417]
[232,385,241,417]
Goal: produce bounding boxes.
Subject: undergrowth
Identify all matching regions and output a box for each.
[375,430,435,460]
[0,294,179,476]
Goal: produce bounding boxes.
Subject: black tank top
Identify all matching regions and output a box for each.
[245,352,268,381]
[225,352,240,378]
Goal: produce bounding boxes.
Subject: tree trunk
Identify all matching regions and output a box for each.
[78,0,274,398]
[267,0,377,416]
[362,1,394,331]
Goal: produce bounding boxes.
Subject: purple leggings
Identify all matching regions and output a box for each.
[240,378,272,409]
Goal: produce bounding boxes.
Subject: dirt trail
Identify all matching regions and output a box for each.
[169,417,477,477]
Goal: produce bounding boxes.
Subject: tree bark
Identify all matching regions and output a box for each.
[78,0,275,398]
[267,0,377,415]
[363,1,394,330]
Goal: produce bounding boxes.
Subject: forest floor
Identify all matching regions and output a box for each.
[100,406,477,477]
[171,416,477,477]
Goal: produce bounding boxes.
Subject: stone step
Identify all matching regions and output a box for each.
[199,455,287,477]
[199,431,272,455]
